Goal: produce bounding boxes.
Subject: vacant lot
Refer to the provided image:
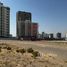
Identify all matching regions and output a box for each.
[0,40,67,67]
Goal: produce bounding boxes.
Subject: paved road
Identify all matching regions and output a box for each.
[0,40,67,60]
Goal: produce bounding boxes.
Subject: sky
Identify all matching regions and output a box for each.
[1,0,67,37]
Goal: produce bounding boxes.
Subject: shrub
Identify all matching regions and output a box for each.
[20,49,26,54]
[32,51,40,58]
[0,47,1,52]
[7,47,11,50]
[16,48,26,54]
[64,60,67,63]
[27,48,34,53]
[0,47,2,49]
[16,49,20,53]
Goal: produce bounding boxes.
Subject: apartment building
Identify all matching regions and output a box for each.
[31,23,38,39]
[0,2,10,37]
[16,11,32,38]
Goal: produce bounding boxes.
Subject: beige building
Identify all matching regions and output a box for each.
[25,20,31,37]
[16,11,38,39]
[0,2,10,37]
[16,11,32,38]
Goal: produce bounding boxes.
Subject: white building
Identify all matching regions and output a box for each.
[0,2,10,37]
[65,33,67,40]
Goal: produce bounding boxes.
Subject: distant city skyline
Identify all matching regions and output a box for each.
[1,0,67,37]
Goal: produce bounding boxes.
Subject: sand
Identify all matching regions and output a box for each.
[0,40,67,67]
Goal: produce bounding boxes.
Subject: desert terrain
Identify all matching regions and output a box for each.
[0,40,67,67]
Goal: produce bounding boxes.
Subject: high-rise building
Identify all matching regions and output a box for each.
[49,33,54,39]
[0,2,10,37]
[16,11,32,21]
[44,33,49,39]
[56,32,61,39]
[16,11,38,40]
[31,23,38,38]
[25,20,31,37]
[65,33,67,40]
[42,32,45,39]
[16,11,32,38]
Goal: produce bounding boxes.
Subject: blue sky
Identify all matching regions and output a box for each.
[1,0,67,36]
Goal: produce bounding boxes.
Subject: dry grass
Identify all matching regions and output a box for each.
[0,43,66,67]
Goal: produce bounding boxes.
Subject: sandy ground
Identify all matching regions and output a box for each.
[0,40,67,67]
